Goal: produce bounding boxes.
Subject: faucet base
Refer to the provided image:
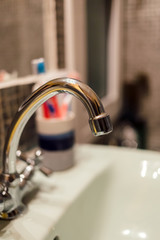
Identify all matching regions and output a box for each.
[0,203,26,220]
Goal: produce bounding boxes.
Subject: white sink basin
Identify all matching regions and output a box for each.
[1,144,160,240]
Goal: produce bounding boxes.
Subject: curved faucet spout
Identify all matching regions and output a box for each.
[2,78,112,174]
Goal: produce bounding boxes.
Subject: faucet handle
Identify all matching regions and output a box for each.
[16,149,53,176]
[34,150,54,175]
[16,149,41,166]
[39,165,54,176]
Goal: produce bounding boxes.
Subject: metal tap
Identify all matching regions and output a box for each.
[0,78,112,219]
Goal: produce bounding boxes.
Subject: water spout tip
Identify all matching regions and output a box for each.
[89,113,113,136]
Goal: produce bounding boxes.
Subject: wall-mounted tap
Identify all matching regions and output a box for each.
[0,78,112,219]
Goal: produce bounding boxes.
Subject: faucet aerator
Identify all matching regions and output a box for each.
[89,113,113,136]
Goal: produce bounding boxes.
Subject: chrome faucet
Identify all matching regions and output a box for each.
[0,78,112,219]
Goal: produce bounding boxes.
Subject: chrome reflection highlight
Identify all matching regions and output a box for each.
[138,232,147,239]
[122,229,130,235]
[141,160,148,178]
[122,229,147,239]
[152,171,158,179]
[157,168,160,175]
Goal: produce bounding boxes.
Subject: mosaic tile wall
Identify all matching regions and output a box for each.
[0,0,44,77]
[123,0,160,150]
[0,0,65,162]
[0,84,37,161]
[55,0,65,68]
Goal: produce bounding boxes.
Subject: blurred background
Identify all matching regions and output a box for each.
[0,0,160,157]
